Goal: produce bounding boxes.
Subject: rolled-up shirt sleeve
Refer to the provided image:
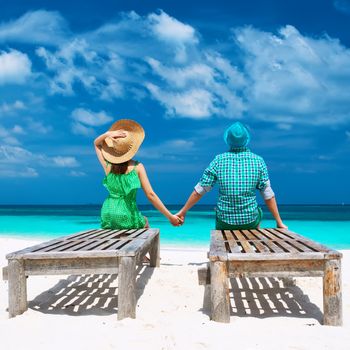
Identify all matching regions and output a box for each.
[194,157,218,195]
[256,159,275,200]
[260,179,275,200]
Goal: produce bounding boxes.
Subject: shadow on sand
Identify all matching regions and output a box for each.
[29,264,155,316]
[200,277,323,324]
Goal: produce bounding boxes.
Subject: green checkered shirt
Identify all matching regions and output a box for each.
[198,148,269,225]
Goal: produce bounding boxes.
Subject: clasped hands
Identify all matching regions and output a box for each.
[169,210,186,227]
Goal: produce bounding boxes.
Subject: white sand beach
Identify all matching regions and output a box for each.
[1,237,350,350]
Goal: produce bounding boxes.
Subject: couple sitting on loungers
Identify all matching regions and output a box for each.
[94,120,287,231]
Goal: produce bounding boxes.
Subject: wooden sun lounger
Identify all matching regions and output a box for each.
[199,228,342,326]
[3,228,160,319]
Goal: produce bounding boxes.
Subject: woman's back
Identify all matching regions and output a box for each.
[101,162,146,229]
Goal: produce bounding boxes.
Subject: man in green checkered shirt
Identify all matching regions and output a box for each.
[176,122,287,230]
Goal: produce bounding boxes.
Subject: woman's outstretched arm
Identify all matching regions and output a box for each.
[137,163,183,226]
[94,130,126,174]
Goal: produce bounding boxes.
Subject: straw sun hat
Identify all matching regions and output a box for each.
[101,119,145,164]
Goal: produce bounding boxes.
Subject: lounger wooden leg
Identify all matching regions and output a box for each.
[323,259,342,326]
[118,256,136,320]
[149,234,160,268]
[8,259,27,318]
[210,261,230,323]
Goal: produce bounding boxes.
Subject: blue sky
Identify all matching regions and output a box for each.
[0,0,350,205]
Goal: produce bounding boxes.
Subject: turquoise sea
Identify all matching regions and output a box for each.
[0,205,350,249]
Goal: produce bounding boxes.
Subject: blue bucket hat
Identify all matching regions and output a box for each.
[224,121,250,149]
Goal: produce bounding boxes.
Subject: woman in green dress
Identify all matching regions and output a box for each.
[94,119,182,229]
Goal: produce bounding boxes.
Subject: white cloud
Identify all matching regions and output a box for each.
[29,10,246,119]
[2,10,350,127]
[71,122,95,137]
[0,145,32,163]
[52,156,79,167]
[36,39,125,98]
[71,108,113,126]
[0,50,32,85]
[36,40,99,96]
[148,11,197,44]
[145,54,246,119]
[138,138,196,160]
[0,100,26,114]
[146,83,216,119]
[12,125,26,134]
[69,170,86,177]
[233,25,350,125]
[146,58,214,88]
[0,126,20,145]
[0,145,79,177]
[0,166,38,178]
[70,108,113,136]
[26,118,52,134]
[0,10,69,45]
[148,11,197,62]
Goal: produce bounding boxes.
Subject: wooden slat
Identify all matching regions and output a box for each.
[269,238,299,253]
[34,240,78,253]
[69,239,105,252]
[223,231,241,253]
[55,240,94,252]
[248,229,268,241]
[209,231,227,261]
[250,240,271,253]
[105,239,132,251]
[118,238,148,257]
[64,229,103,240]
[266,228,297,240]
[124,229,147,239]
[262,239,285,253]
[258,229,291,253]
[227,251,325,261]
[240,230,257,240]
[272,229,341,257]
[247,230,271,253]
[5,229,99,258]
[68,239,105,252]
[282,239,315,253]
[86,229,125,240]
[232,230,255,253]
[75,229,112,240]
[257,228,279,241]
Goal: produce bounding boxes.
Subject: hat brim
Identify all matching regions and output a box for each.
[101,119,145,164]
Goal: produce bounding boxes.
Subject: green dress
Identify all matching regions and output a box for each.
[101,162,146,229]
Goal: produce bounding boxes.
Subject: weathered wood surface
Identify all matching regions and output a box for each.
[209,230,228,261]
[207,228,342,325]
[323,259,342,326]
[228,259,325,277]
[8,259,27,318]
[118,256,136,320]
[209,229,342,261]
[210,261,230,323]
[4,228,160,319]
[149,234,160,267]
[6,228,159,259]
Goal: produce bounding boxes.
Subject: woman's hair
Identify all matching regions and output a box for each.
[110,161,129,174]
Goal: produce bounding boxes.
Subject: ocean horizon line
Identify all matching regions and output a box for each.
[0,203,350,207]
